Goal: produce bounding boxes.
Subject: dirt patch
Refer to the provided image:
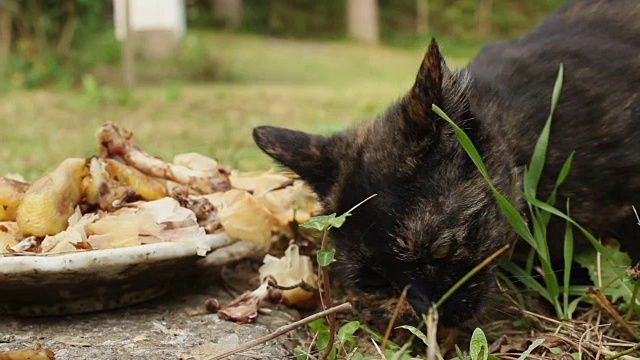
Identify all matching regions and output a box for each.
[0,261,307,360]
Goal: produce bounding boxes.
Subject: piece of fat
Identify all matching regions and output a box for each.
[258,244,318,305]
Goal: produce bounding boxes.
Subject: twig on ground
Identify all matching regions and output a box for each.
[205,302,353,360]
[604,341,640,360]
[267,279,317,293]
[587,288,640,341]
[305,326,320,360]
[382,286,409,353]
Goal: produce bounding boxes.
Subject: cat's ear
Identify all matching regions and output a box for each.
[253,126,336,196]
[403,39,467,131]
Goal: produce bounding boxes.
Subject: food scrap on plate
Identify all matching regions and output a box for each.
[0,122,318,257]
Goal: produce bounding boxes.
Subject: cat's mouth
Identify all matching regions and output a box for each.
[405,279,485,327]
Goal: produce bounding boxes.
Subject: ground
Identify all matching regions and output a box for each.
[0,261,306,360]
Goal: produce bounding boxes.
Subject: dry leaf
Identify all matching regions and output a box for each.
[216,278,270,324]
[259,244,318,305]
[229,170,291,197]
[0,222,19,250]
[216,190,275,249]
[259,181,317,227]
[87,197,203,249]
[40,208,97,253]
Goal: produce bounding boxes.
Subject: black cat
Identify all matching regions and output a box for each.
[253,0,640,326]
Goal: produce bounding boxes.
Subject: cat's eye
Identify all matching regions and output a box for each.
[431,240,452,260]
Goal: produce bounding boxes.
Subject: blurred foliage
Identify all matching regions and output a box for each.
[174,34,220,81]
[1,0,117,89]
[129,33,227,85]
[1,0,567,90]
[187,0,565,40]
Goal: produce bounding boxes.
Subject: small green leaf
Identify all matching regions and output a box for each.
[517,338,544,360]
[308,318,327,332]
[549,347,562,355]
[328,347,337,360]
[300,214,335,231]
[337,321,360,346]
[317,248,337,266]
[469,328,488,360]
[316,328,329,353]
[567,296,585,319]
[575,241,635,304]
[397,325,429,347]
[329,212,350,228]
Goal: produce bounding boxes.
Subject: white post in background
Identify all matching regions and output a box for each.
[347,0,379,44]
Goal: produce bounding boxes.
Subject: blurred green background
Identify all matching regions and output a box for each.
[0,0,564,180]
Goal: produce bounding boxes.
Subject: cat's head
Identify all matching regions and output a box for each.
[253,40,515,326]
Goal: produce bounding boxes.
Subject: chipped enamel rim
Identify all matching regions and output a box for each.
[0,232,234,275]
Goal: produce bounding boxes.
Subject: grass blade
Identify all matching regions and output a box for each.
[517,338,545,360]
[396,325,429,347]
[432,105,491,180]
[555,152,574,188]
[435,244,511,309]
[563,200,574,318]
[524,197,606,253]
[542,152,574,224]
[501,262,554,304]
[432,104,537,250]
[524,64,564,198]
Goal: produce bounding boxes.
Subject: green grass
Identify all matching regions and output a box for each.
[0,31,473,181]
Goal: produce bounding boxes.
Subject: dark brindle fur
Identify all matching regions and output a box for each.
[253,0,640,326]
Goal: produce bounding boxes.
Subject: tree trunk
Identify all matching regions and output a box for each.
[346,0,379,44]
[416,0,429,34]
[477,0,493,36]
[56,0,77,58]
[211,0,242,29]
[0,9,11,57]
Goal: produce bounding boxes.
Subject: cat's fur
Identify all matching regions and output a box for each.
[253,0,640,326]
